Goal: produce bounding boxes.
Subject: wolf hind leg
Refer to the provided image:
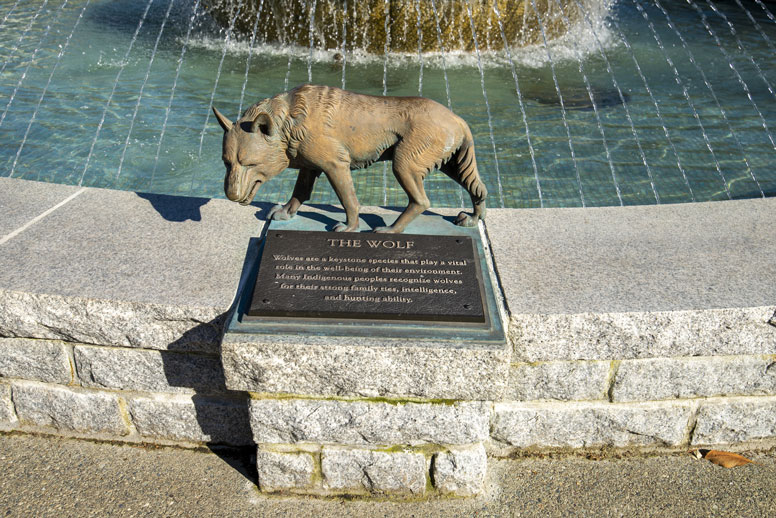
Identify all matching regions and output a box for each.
[440,151,487,228]
[454,197,486,227]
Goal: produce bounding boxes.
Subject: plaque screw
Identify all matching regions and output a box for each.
[262,299,270,303]
[463,304,472,310]
[275,233,282,238]
[456,239,462,244]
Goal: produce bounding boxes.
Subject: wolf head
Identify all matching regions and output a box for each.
[213,106,289,205]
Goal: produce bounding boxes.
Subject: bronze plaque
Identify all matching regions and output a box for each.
[247,230,486,323]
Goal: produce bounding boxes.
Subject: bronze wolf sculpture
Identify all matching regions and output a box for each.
[213,84,487,233]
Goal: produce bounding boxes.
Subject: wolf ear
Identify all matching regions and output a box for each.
[212,106,233,132]
[250,113,274,136]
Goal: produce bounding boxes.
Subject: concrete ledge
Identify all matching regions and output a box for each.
[2,178,776,497]
[0,289,227,353]
[5,378,253,447]
[0,177,82,237]
[126,394,252,445]
[256,449,317,492]
[321,447,427,495]
[432,444,487,496]
[488,199,776,363]
[252,443,488,497]
[0,179,263,353]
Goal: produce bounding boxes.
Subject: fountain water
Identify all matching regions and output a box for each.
[0,0,66,130]
[0,0,23,30]
[531,0,585,206]
[634,0,729,200]
[203,0,589,53]
[602,2,693,201]
[116,0,176,182]
[197,0,243,158]
[151,0,203,188]
[1,0,775,206]
[467,0,503,206]
[492,1,542,207]
[78,0,154,187]
[9,0,91,179]
[0,0,50,77]
[236,0,264,116]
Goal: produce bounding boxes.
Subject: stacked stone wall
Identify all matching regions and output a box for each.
[2,179,775,497]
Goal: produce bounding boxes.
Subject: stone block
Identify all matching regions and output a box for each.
[613,356,776,402]
[432,444,487,496]
[0,383,17,427]
[0,289,225,354]
[507,361,609,401]
[488,199,776,317]
[489,199,776,364]
[0,338,71,384]
[256,450,315,492]
[74,346,225,394]
[321,447,426,495]
[511,307,776,362]
[491,401,694,448]
[692,396,776,445]
[223,338,508,400]
[0,177,83,237]
[127,395,252,446]
[0,183,263,353]
[12,381,127,435]
[250,399,489,445]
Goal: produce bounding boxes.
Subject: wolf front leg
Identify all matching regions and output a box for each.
[374,163,430,234]
[325,164,361,232]
[268,168,321,221]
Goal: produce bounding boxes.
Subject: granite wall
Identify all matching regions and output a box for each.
[2,178,775,497]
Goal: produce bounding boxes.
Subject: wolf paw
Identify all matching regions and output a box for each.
[333,222,358,232]
[454,211,477,227]
[268,204,294,221]
[373,226,396,234]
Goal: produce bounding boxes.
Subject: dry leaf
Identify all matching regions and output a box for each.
[699,449,755,468]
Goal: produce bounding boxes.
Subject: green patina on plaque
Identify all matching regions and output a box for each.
[227,209,505,345]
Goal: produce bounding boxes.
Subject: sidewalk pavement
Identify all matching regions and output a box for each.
[1,433,774,517]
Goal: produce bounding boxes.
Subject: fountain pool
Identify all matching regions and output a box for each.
[1,0,775,209]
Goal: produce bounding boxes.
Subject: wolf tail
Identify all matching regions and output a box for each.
[450,123,487,225]
[455,138,487,202]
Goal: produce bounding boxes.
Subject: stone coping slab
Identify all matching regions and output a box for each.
[0,178,264,351]
[0,179,262,308]
[487,198,776,314]
[486,198,776,361]
[0,177,83,239]
[1,178,773,364]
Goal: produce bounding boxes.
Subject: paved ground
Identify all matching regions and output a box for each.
[1,433,775,517]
